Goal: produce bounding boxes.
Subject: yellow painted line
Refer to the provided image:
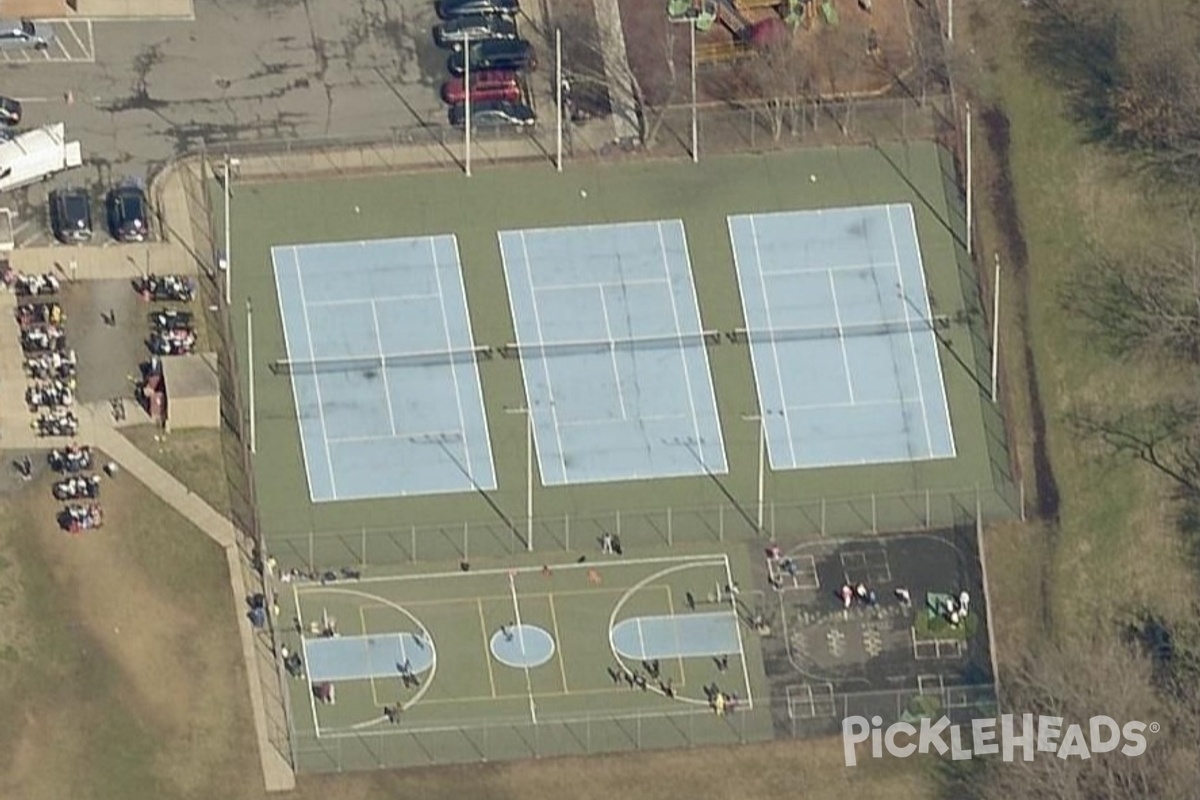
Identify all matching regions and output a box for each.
[546,592,570,693]
[476,599,498,698]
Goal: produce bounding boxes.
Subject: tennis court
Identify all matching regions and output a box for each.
[728,204,956,469]
[499,220,727,485]
[272,236,495,502]
[282,554,770,769]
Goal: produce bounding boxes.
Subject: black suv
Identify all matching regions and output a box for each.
[106,180,150,243]
[448,38,536,75]
[0,95,21,126]
[448,100,535,127]
[436,0,519,20]
[49,187,93,243]
[434,14,518,48]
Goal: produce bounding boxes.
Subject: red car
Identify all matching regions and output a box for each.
[441,70,521,105]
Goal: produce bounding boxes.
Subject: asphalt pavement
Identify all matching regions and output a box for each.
[2,0,463,239]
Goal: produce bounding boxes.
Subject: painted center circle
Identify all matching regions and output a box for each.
[489,624,555,668]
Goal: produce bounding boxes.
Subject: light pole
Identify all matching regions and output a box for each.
[670,11,700,163]
[220,155,240,306]
[690,16,698,163]
[247,298,257,454]
[741,413,767,532]
[555,28,563,173]
[464,33,472,177]
[505,405,533,551]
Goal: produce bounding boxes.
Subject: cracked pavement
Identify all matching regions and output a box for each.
[2,0,450,237]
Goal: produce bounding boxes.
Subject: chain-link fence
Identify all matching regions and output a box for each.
[157,148,298,773]
[265,480,1019,571]
[288,682,998,772]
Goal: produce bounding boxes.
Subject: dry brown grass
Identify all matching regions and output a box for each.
[122,424,233,517]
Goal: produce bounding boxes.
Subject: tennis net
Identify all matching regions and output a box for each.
[271,346,495,375]
[497,330,722,360]
[730,316,950,345]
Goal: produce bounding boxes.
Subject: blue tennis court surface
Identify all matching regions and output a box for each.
[273,237,496,502]
[728,204,955,469]
[610,612,742,660]
[499,220,727,486]
[304,633,434,682]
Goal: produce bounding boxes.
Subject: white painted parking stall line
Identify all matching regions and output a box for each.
[1,20,95,64]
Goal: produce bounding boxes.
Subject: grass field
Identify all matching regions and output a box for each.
[223,143,1018,571]
[963,0,1200,653]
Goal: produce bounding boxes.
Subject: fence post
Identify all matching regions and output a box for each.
[820,497,826,536]
[411,525,417,562]
[718,505,724,542]
[925,489,932,528]
[565,513,570,551]
[308,529,314,571]
[667,506,673,547]
[361,527,367,568]
[871,494,877,534]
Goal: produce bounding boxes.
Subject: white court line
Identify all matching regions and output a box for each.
[765,262,901,277]
[657,221,704,464]
[635,617,648,660]
[508,573,538,725]
[448,235,498,487]
[369,301,398,437]
[517,231,570,484]
[886,206,934,455]
[508,219,667,238]
[327,428,462,445]
[723,554,755,710]
[676,221,728,473]
[785,398,907,413]
[826,272,857,404]
[294,585,322,737]
[557,412,686,428]
[747,216,798,466]
[899,205,957,457]
[295,553,730,590]
[534,276,668,292]
[596,288,629,419]
[429,238,475,483]
[308,293,438,308]
[293,247,340,499]
[272,249,319,503]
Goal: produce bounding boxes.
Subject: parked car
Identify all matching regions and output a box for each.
[435,0,519,20]
[448,100,535,128]
[441,70,521,104]
[49,187,93,243]
[447,39,536,76]
[434,14,518,48]
[0,96,21,126]
[0,18,54,50]
[106,180,149,243]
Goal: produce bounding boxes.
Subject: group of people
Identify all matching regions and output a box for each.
[941,590,972,626]
[703,683,741,716]
[838,582,879,609]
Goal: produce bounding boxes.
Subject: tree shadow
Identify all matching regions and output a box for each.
[1021,0,1125,148]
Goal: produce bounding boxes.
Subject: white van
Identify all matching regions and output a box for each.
[0,123,82,193]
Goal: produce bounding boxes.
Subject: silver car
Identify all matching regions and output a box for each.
[0,19,54,51]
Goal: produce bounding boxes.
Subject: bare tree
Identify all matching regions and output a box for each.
[1069,401,1200,495]
[1025,0,1200,184]
[737,33,812,141]
[959,632,1200,800]
[1061,235,1200,363]
[546,3,664,145]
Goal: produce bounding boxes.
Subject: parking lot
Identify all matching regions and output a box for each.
[0,20,95,64]
[2,0,554,246]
